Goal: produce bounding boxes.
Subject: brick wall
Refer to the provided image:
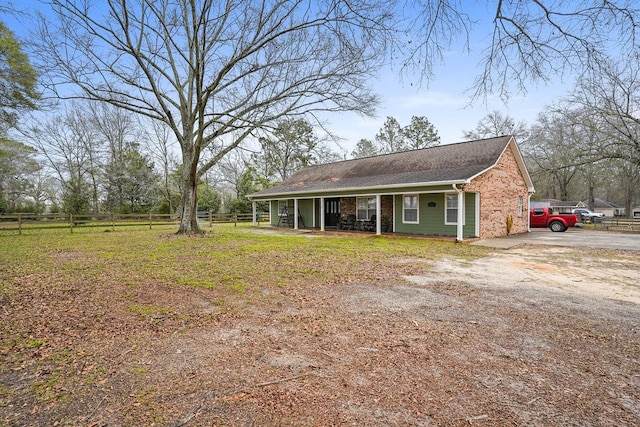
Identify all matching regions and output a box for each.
[340,197,356,217]
[465,143,530,238]
[340,196,393,224]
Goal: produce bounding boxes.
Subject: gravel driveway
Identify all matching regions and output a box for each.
[475,228,640,251]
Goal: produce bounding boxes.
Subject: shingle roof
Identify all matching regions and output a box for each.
[249,135,515,198]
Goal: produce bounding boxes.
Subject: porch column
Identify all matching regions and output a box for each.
[376,194,382,235]
[528,193,533,232]
[320,197,325,231]
[252,201,257,226]
[293,198,299,230]
[456,189,464,242]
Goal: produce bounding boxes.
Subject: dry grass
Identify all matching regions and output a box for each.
[1,224,639,426]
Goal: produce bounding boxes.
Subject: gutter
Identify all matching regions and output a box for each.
[247,179,469,201]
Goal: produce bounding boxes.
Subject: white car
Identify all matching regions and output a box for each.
[572,208,605,223]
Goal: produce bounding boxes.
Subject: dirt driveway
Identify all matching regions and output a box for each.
[131,243,640,425]
[168,243,640,426]
[2,231,640,426]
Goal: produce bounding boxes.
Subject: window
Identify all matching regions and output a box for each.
[403,194,418,223]
[517,196,523,216]
[356,196,376,221]
[278,200,288,216]
[445,193,462,225]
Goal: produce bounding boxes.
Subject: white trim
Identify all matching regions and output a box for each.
[376,194,382,235]
[456,189,464,241]
[248,180,468,200]
[517,195,524,217]
[312,198,316,228]
[402,194,419,224]
[356,196,377,221]
[392,195,395,232]
[320,196,325,231]
[444,193,463,225]
[277,200,287,216]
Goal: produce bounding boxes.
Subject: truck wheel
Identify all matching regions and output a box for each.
[549,221,566,232]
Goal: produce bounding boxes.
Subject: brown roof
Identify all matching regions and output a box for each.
[249,135,516,198]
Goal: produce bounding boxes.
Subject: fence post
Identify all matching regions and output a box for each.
[70,214,74,233]
[149,212,152,230]
[234,213,237,227]
[209,211,212,228]
[18,214,22,235]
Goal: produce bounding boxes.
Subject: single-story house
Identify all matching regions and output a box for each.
[247,135,535,241]
[591,198,624,217]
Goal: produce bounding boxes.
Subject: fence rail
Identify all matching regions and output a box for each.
[0,212,267,234]
[590,217,640,232]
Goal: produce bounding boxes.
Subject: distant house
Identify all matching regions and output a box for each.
[533,198,625,217]
[247,136,535,241]
[591,198,624,217]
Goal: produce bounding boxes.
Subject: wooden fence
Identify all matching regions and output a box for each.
[589,217,640,232]
[0,212,267,234]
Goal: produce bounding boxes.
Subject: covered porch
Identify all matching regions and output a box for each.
[251,187,475,241]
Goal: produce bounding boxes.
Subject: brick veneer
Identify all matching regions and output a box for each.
[464,144,530,238]
[340,195,393,225]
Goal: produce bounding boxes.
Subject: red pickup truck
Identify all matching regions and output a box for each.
[530,207,581,232]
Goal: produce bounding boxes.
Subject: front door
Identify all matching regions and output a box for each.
[324,198,341,227]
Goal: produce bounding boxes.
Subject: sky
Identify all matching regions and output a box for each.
[327,62,568,154]
[325,3,577,154]
[6,1,576,156]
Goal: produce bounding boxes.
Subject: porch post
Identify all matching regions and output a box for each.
[293,198,299,230]
[320,197,325,231]
[456,189,464,241]
[252,201,257,226]
[376,194,382,235]
[528,193,533,232]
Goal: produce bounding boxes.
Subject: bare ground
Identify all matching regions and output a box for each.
[2,243,640,426]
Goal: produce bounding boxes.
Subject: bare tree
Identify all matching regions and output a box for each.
[567,53,640,214]
[147,119,179,214]
[525,109,583,201]
[34,0,389,234]
[569,53,640,168]
[30,108,99,214]
[471,2,639,101]
[395,2,640,100]
[462,110,529,142]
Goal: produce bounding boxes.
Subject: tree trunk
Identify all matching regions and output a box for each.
[177,159,202,234]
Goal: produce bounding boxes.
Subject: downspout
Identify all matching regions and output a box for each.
[453,184,464,242]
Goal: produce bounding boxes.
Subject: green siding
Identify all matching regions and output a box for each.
[463,193,477,237]
[268,199,315,228]
[394,192,477,237]
[297,199,314,228]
